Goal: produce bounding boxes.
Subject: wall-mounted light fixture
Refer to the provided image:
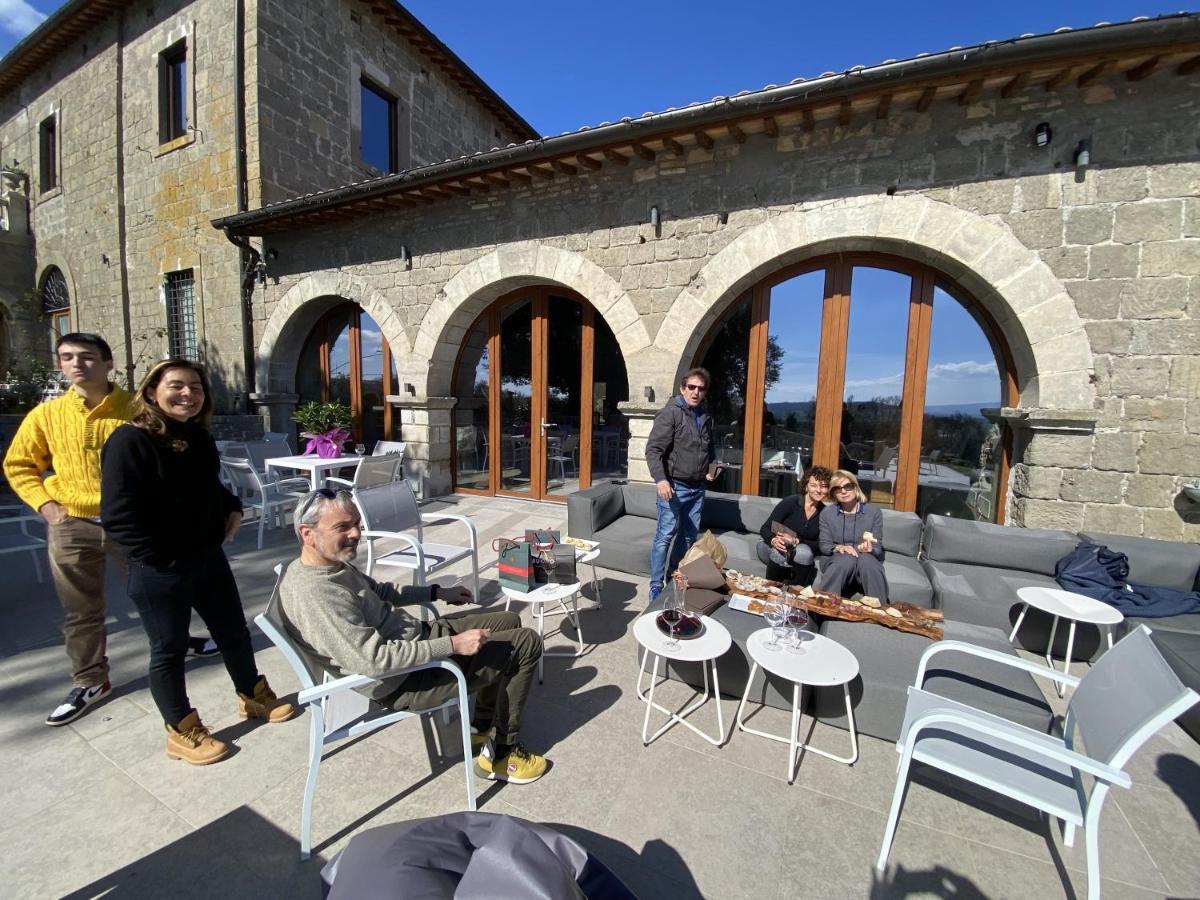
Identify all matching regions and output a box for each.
[1033,122,1053,148]
[1073,139,1092,168]
[643,385,654,403]
[649,206,660,229]
[100,253,110,266]
[399,244,411,270]
[403,382,416,396]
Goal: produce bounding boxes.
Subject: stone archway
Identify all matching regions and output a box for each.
[417,243,651,396]
[654,195,1093,411]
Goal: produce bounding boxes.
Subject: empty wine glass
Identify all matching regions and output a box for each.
[786,604,810,654]
[762,600,786,650]
[354,443,367,457]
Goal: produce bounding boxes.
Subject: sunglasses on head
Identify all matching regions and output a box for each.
[297,487,353,519]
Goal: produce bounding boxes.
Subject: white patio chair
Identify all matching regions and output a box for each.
[220,459,308,549]
[876,626,1199,900]
[372,440,406,458]
[324,453,402,491]
[0,505,48,582]
[353,481,480,598]
[547,434,579,485]
[263,432,291,448]
[255,569,475,860]
[244,440,295,475]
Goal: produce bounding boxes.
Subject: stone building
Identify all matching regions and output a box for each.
[0,0,532,410]
[3,5,1199,541]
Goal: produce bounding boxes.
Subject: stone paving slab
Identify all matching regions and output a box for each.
[0,494,1197,898]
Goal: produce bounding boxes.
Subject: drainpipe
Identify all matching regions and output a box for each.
[114,8,134,388]
[232,0,255,408]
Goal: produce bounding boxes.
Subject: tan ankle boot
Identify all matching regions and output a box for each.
[166,710,229,765]
[237,676,297,723]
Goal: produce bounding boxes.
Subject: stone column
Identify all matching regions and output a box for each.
[1002,407,1098,531]
[392,395,456,498]
[618,400,662,484]
[249,392,298,436]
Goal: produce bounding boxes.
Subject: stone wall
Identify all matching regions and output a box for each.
[253,67,1199,542]
[0,174,37,373]
[250,0,528,206]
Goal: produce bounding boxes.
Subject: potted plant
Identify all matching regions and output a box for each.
[293,400,354,458]
[2,160,26,191]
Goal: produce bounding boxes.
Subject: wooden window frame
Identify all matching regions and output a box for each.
[359,76,398,175]
[158,39,188,145]
[704,252,1015,517]
[309,303,394,442]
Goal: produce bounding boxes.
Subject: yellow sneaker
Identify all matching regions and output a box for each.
[474,742,548,784]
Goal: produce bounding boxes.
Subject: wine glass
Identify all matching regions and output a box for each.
[662,587,684,649]
[354,443,367,457]
[762,600,786,650]
[786,604,810,654]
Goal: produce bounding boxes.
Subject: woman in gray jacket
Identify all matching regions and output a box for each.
[815,470,889,601]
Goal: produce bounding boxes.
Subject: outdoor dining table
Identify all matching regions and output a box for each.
[264,454,363,491]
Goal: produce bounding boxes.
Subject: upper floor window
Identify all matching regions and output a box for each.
[158,40,188,144]
[360,77,397,173]
[165,269,198,359]
[40,266,70,349]
[38,115,58,193]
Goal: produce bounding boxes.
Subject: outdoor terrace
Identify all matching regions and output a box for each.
[2,494,1197,898]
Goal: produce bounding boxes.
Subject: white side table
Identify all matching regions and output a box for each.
[1012,586,1124,697]
[502,580,585,683]
[735,628,860,782]
[633,612,732,747]
[576,546,603,609]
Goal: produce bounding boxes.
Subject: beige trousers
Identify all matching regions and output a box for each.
[47,517,125,688]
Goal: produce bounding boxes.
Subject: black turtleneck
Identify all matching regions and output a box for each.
[100,420,242,568]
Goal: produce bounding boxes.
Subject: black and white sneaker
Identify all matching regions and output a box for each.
[187,636,220,658]
[45,682,111,727]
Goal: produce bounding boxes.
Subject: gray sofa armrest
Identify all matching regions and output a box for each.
[567,481,626,540]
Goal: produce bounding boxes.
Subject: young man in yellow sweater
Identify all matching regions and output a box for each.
[2,333,220,726]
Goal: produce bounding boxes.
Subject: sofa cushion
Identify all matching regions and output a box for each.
[700,492,748,531]
[736,497,776,537]
[712,529,764,574]
[923,514,1078,577]
[1079,531,1200,592]
[922,559,1103,660]
[566,480,626,539]
[593,516,657,575]
[886,555,934,608]
[621,484,659,519]
[880,509,922,558]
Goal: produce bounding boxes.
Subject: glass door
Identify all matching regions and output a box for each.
[498,298,535,495]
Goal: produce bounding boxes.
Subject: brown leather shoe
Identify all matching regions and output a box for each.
[237,676,297,723]
[166,710,230,765]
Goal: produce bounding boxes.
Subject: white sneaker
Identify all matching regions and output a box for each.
[46,682,111,727]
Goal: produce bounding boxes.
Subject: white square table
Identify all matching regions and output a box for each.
[265,454,363,491]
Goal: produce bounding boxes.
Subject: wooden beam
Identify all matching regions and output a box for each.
[727,123,746,143]
[837,98,852,126]
[875,94,891,120]
[631,143,656,160]
[575,154,602,170]
[1126,56,1161,81]
[439,182,471,196]
[662,136,685,157]
[403,191,434,205]
[1076,61,1111,87]
[802,107,815,132]
[915,87,936,112]
[762,115,779,137]
[693,130,714,150]
[505,169,533,184]
[529,164,556,179]
[420,184,453,200]
[1000,71,1030,98]
[463,179,490,194]
[603,148,630,165]
[1179,54,1200,76]
[482,172,510,187]
[957,78,983,105]
[551,158,578,175]
[1044,66,1075,92]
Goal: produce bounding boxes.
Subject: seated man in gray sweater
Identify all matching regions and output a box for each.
[279,489,548,784]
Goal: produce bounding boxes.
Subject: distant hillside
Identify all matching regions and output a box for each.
[766,401,991,419]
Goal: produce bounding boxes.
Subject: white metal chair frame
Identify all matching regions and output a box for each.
[254,573,476,860]
[354,481,481,599]
[0,505,48,582]
[325,452,403,492]
[876,628,1199,900]
[220,459,308,548]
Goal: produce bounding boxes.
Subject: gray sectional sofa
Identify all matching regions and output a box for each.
[567,480,1200,742]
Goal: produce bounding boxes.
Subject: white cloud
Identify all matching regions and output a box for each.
[0,0,45,39]
[928,360,997,378]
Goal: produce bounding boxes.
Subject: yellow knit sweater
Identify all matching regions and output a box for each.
[3,386,135,518]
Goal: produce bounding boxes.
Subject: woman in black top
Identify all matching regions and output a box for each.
[815,469,889,601]
[101,359,294,765]
[756,466,832,585]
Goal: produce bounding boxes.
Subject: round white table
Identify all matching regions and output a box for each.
[576,546,603,609]
[502,580,585,683]
[1012,586,1124,697]
[633,612,732,747]
[735,628,860,782]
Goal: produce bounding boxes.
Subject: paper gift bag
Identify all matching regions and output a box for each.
[524,529,561,546]
[533,544,577,585]
[495,538,537,592]
[679,529,728,569]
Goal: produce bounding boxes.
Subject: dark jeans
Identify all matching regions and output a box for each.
[649,481,705,598]
[383,611,541,745]
[127,546,259,728]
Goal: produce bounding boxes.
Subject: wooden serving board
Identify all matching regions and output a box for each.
[724,575,944,641]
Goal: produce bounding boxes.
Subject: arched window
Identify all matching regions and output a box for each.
[40,266,70,348]
[296,302,397,448]
[696,253,1013,522]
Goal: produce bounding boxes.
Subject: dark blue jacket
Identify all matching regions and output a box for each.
[1055,542,1200,618]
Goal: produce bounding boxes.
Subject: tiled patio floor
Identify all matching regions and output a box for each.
[2,494,1198,898]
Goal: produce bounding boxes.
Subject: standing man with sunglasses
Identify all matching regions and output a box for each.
[645,367,718,603]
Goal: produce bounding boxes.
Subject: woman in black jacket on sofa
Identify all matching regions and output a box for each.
[756,465,832,585]
[101,359,294,766]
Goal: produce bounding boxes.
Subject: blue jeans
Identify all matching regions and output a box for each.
[649,481,705,599]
